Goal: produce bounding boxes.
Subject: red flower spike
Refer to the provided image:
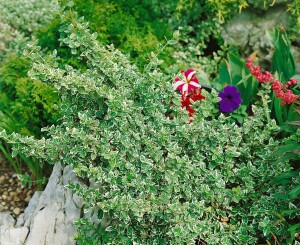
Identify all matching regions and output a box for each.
[289,78,297,85]
[246,57,299,105]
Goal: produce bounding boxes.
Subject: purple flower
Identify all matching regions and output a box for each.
[218,86,242,113]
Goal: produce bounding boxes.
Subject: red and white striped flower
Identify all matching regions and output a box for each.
[173,69,201,94]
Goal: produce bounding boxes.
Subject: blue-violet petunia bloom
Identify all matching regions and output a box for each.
[218,85,242,113]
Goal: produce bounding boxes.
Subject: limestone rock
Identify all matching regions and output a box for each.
[222,5,300,73]
[25,163,83,245]
[0,163,84,245]
[221,5,289,66]
[0,212,15,227]
[0,226,29,245]
[16,191,42,227]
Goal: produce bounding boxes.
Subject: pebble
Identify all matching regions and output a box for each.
[0,175,5,183]
[0,160,37,218]
[14,196,20,202]
[25,196,31,202]
[13,207,21,215]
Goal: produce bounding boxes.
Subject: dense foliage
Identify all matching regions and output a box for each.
[35,0,230,74]
[1,10,298,243]
[0,0,299,243]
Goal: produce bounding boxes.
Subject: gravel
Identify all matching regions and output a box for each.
[0,155,36,218]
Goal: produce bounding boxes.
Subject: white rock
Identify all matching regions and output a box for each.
[0,212,15,227]
[0,226,28,245]
[1,163,84,245]
[20,191,42,227]
[25,163,83,245]
[222,7,289,58]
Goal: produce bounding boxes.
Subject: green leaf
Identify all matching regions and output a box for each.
[288,223,300,234]
[273,142,300,156]
[275,152,297,163]
[267,28,295,82]
[67,1,75,7]
[273,170,299,182]
[173,30,180,39]
[98,209,104,219]
[167,40,177,45]
[219,59,231,84]
[273,94,284,125]
[288,185,300,199]
[274,193,289,201]
[227,53,242,85]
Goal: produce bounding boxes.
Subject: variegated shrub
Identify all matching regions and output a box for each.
[0,9,296,245]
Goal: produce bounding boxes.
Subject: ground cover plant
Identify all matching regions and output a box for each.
[0,4,299,243]
[0,0,228,186]
[1,0,298,189]
[0,0,299,244]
